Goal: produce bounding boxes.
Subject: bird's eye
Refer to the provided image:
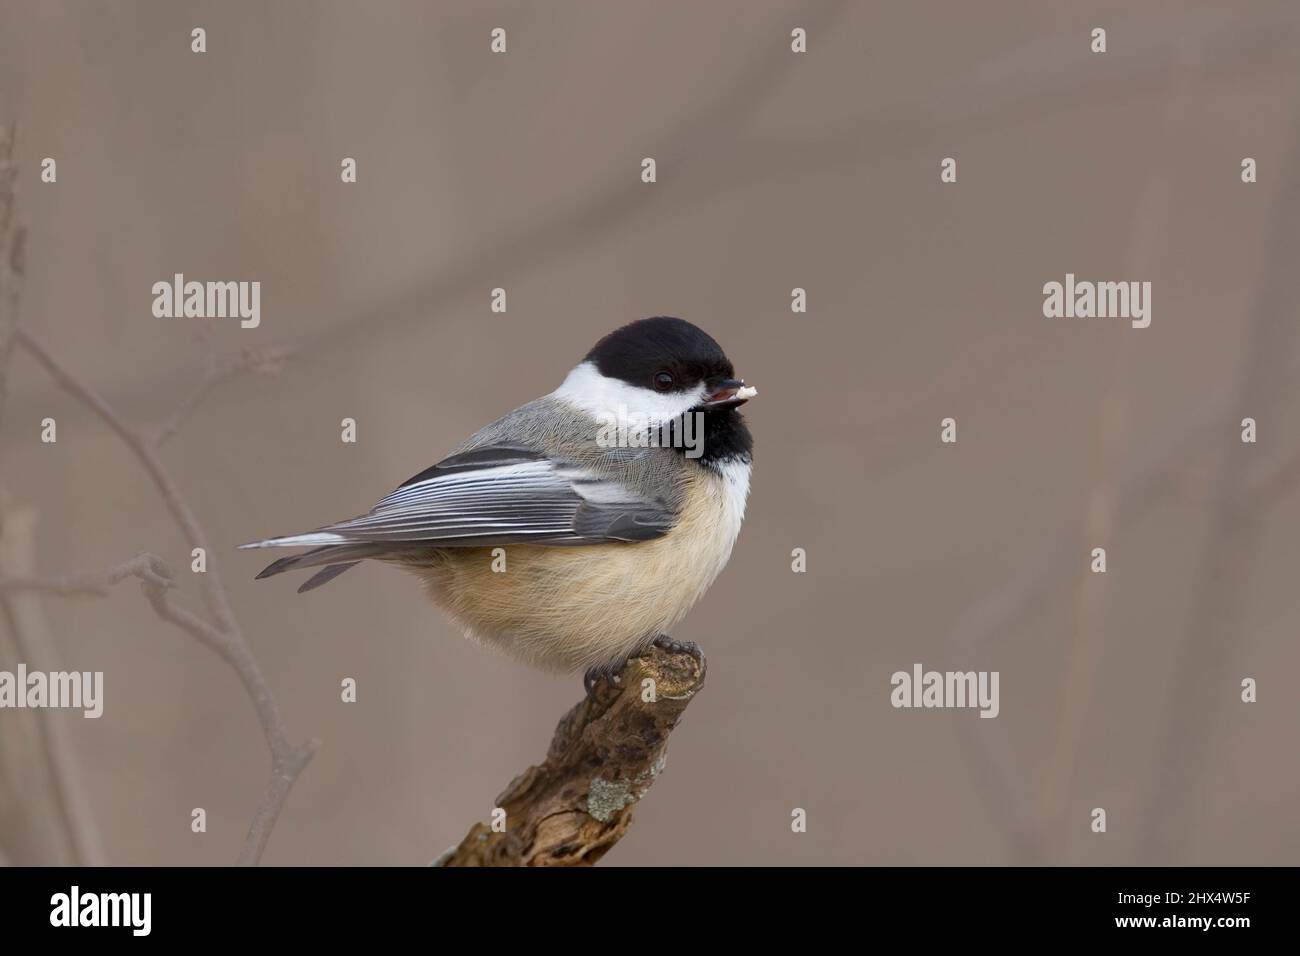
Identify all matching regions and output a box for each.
[653,371,675,391]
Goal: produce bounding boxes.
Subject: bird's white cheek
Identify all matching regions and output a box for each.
[552,361,704,425]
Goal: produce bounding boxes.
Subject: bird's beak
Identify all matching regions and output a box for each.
[694,378,757,410]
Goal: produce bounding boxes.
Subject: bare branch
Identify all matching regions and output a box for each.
[439,646,705,867]
[0,502,108,866]
[0,123,26,431]
[0,552,171,597]
[0,123,107,867]
[155,345,293,447]
[11,328,317,865]
[2,553,231,653]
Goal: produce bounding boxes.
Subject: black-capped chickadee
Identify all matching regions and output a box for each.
[241,317,755,685]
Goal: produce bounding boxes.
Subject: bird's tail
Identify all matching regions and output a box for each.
[239,536,392,593]
[238,531,350,550]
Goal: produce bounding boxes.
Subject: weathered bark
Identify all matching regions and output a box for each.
[440,645,705,866]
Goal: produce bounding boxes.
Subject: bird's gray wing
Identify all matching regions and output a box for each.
[301,444,677,548]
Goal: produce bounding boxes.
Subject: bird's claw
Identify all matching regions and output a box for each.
[583,662,624,695]
[584,638,704,693]
[650,635,704,663]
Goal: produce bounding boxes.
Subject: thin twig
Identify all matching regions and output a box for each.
[0,552,171,596]
[155,345,293,447]
[0,123,26,432]
[0,123,105,866]
[12,328,318,865]
[0,503,108,866]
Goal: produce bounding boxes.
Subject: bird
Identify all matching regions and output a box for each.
[240,316,755,687]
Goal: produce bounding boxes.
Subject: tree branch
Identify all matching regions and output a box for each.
[0,123,26,431]
[0,122,106,866]
[438,645,705,867]
[154,345,293,447]
[0,502,108,866]
[0,552,171,597]
[9,327,317,865]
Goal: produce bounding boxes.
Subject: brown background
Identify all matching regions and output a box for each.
[1,0,1298,865]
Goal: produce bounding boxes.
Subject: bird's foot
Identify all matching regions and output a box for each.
[649,635,704,664]
[583,661,625,696]
[585,638,703,693]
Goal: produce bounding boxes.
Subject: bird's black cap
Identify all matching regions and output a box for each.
[586,317,753,466]
[585,316,735,393]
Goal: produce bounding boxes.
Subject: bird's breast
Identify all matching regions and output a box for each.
[410,458,752,672]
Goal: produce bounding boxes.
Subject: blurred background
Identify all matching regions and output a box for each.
[1,0,1298,865]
